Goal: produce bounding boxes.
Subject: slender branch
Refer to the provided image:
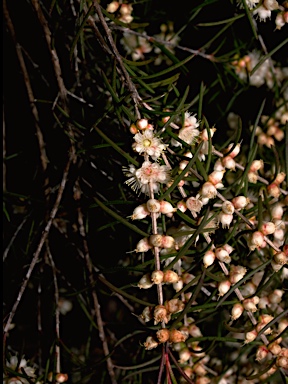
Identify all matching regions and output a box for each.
[75,181,117,384]
[46,242,61,374]
[92,1,141,119]
[3,154,73,335]
[3,0,49,175]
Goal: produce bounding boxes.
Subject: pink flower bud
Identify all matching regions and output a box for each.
[149,234,163,247]
[250,231,265,249]
[156,328,170,343]
[136,118,149,130]
[222,156,236,170]
[163,270,179,284]
[276,348,288,369]
[193,363,207,376]
[260,221,276,235]
[131,204,150,220]
[268,289,284,304]
[226,143,241,158]
[222,243,234,254]
[173,278,183,292]
[201,181,217,199]
[215,247,231,263]
[178,348,191,363]
[214,158,225,171]
[268,342,282,356]
[232,196,250,210]
[159,201,176,215]
[179,160,189,171]
[138,273,154,289]
[169,329,188,343]
[208,170,225,185]
[195,377,210,384]
[162,235,175,249]
[249,160,264,172]
[107,1,120,13]
[218,280,231,296]
[243,298,258,312]
[188,324,203,338]
[200,127,216,141]
[177,200,187,213]
[231,303,244,320]
[271,203,284,220]
[275,172,286,185]
[267,183,281,198]
[247,171,258,184]
[229,265,247,285]
[55,374,68,383]
[130,123,138,134]
[151,270,164,284]
[136,237,152,253]
[203,250,216,268]
[244,329,258,344]
[222,201,235,214]
[256,345,269,361]
[256,314,274,335]
[146,199,161,213]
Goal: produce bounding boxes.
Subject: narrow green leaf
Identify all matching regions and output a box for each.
[97,275,155,307]
[242,0,258,40]
[250,38,288,76]
[94,126,139,167]
[139,54,195,80]
[93,196,149,237]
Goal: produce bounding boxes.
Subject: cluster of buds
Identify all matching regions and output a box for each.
[138,269,179,289]
[106,1,133,23]
[131,199,176,220]
[220,142,241,171]
[247,159,264,184]
[267,172,286,198]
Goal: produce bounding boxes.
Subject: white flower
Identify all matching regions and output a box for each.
[120,33,152,61]
[133,130,167,160]
[4,355,36,384]
[173,112,200,147]
[123,161,171,195]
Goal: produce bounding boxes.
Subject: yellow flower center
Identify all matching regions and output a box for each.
[143,139,151,147]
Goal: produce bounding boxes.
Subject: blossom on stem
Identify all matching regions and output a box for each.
[133,130,167,160]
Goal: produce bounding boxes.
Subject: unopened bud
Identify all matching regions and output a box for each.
[136,237,152,253]
[268,342,282,356]
[163,270,179,284]
[260,222,276,235]
[138,273,154,289]
[201,181,217,199]
[222,201,235,214]
[231,303,244,320]
[169,329,188,343]
[276,348,288,369]
[203,250,216,268]
[55,374,68,383]
[151,270,164,284]
[218,280,231,296]
[156,328,170,343]
[146,199,161,213]
[222,156,236,170]
[136,118,149,130]
[244,329,258,344]
[159,200,177,215]
[250,160,263,172]
[208,170,225,185]
[232,196,250,210]
[215,247,231,263]
[256,345,269,361]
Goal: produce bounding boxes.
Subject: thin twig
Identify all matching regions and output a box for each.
[75,181,117,384]
[46,242,61,374]
[3,0,49,176]
[92,1,141,119]
[3,154,73,335]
